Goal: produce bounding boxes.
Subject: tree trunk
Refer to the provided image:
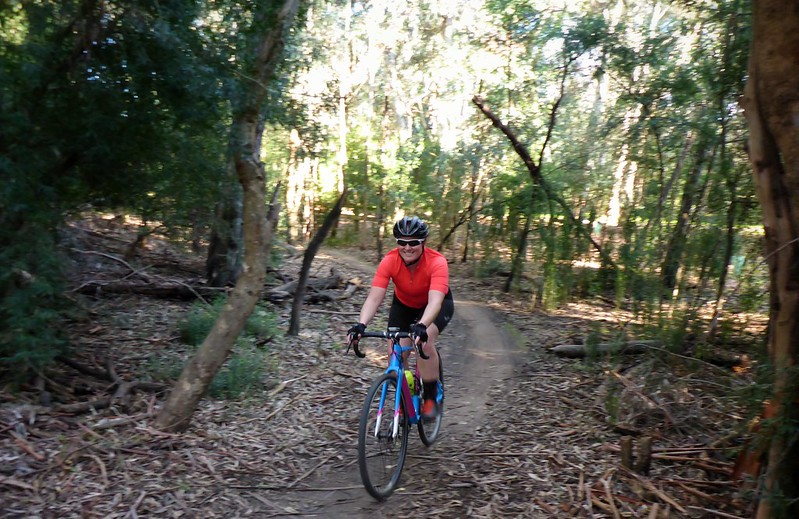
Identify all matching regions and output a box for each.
[708,170,742,343]
[660,136,709,291]
[741,2,799,516]
[285,128,303,245]
[155,0,301,433]
[206,169,243,288]
[288,190,347,335]
[504,212,531,293]
[472,94,616,271]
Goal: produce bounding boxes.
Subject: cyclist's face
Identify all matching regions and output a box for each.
[397,236,424,263]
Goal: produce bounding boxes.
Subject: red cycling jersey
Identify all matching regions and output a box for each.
[371,248,449,309]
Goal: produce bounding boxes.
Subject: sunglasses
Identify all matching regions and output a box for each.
[396,239,424,247]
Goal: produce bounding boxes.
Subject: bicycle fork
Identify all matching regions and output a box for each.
[374,374,417,439]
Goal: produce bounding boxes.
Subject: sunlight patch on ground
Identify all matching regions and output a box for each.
[554,301,638,326]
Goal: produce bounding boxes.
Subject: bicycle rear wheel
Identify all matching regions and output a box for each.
[358,372,409,500]
[418,353,444,446]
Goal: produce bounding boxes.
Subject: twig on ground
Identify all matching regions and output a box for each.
[685,506,747,519]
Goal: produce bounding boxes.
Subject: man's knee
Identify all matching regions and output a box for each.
[427,323,440,339]
[421,340,438,357]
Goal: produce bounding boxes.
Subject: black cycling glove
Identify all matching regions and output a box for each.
[348,322,366,340]
[411,322,428,343]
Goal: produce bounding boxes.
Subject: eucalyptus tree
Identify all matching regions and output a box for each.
[741,1,799,515]
[592,0,756,331]
[464,0,762,326]
[280,0,507,257]
[473,1,617,301]
[156,0,302,432]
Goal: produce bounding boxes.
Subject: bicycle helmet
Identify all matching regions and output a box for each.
[392,216,429,239]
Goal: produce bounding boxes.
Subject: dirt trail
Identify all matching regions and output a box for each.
[279,251,523,517]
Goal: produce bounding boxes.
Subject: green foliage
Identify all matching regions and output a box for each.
[208,341,272,399]
[177,302,215,347]
[0,0,770,401]
[0,0,234,377]
[168,297,278,399]
[603,385,621,425]
[583,330,601,363]
[178,297,278,347]
[0,220,69,382]
[146,339,273,400]
[475,254,506,278]
[145,352,184,384]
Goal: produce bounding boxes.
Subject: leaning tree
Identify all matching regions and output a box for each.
[155,0,302,433]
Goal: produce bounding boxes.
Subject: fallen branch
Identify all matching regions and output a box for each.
[621,468,687,514]
[602,470,622,519]
[550,341,746,368]
[287,452,337,489]
[0,475,36,491]
[70,248,151,282]
[92,413,152,430]
[12,432,46,461]
[74,280,225,300]
[550,341,657,357]
[54,380,167,414]
[610,370,677,427]
[307,308,360,316]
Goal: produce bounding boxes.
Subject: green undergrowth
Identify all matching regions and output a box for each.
[147,297,279,399]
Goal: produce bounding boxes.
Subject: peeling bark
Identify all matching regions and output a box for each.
[741,1,799,516]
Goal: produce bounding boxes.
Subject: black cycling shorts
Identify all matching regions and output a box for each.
[387,289,454,333]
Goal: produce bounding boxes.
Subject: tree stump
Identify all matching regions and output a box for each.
[620,436,634,469]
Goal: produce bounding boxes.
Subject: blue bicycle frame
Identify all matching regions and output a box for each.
[377,342,420,439]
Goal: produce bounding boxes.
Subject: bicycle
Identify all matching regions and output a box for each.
[349,328,444,500]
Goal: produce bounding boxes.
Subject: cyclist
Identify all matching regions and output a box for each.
[348,216,454,421]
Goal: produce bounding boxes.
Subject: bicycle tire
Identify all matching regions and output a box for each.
[418,353,444,446]
[358,372,409,500]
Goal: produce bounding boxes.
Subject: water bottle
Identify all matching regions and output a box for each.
[404,370,415,394]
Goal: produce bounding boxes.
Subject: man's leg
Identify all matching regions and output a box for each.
[418,323,440,382]
[419,324,441,419]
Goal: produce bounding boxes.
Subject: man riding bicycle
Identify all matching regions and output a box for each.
[348,216,454,420]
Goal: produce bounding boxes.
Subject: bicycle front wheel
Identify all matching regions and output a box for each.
[358,372,409,500]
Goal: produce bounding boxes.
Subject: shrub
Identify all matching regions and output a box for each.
[208,341,271,399]
[178,297,277,346]
[0,223,69,384]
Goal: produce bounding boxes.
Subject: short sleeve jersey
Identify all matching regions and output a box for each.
[372,248,449,309]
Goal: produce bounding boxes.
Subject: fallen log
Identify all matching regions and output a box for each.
[75,281,224,300]
[75,271,347,303]
[265,271,343,302]
[549,341,745,367]
[549,341,657,358]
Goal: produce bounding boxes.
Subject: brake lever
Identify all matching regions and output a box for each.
[348,336,366,358]
[412,333,430,360]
